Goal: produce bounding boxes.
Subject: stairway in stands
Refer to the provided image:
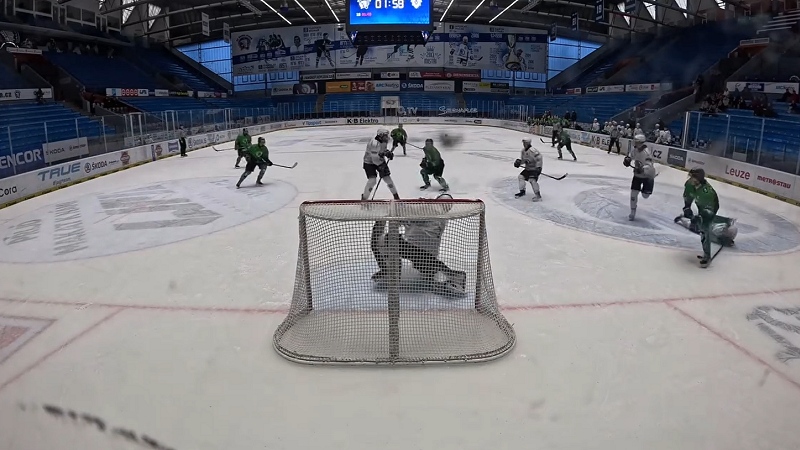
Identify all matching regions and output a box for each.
[757,9,800,34]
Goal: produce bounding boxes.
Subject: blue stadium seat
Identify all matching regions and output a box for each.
[45,52,164,92]
[323,94,378,113]
[130,48,222,92]
[0,102,113,156]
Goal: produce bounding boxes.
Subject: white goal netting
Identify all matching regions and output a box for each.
[273,199,516,364]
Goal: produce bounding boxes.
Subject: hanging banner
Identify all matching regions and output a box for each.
[201,13,210,37]
[223,22,230,43]
[230,23,548,75]
[594,0,605,22]
[549,23,557,42]
[571,13,579,31]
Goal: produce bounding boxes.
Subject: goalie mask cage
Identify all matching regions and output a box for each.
[273,199,516,365]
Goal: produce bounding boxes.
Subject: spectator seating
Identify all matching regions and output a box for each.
[129,48,222,92]
[686,108,800,159]
[565,38,656,89]
[397,92,457,112]
[0,64,32,89]
[0,102,113,156]
[616,21,755,87]
[463,93,511,112]
[505,93,648,124]
[46,52,165,91]
[323,94,378,113]
[122,97,212,111]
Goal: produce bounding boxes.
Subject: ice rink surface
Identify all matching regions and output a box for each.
[2,124,800,450]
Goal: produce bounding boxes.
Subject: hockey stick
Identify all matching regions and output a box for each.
[697,244,724,266]
[540,138,557,145]
[542,172,568,180]
[371,178,381,200]
[213,145,232,152]
[407,143,424,150]
[272,162,298,169]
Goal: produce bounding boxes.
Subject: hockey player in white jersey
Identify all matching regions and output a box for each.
[450,36,472,66]
[634,122,644,137]
[369,193,467,296]
[513,138,543,201]
[362,128,400,201]
[623,134,657,220]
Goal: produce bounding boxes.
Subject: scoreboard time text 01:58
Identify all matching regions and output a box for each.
[347,0,432,29]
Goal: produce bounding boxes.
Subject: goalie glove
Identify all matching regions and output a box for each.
[514,159,522,168]
[623,156,632,167]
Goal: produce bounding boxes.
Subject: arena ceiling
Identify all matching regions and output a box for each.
[100,0,711,45]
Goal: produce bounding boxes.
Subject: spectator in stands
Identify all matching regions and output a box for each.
[780,87,797,103]
[34,88,44,105]
[591,119,600,132]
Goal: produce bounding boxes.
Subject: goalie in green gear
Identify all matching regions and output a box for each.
[390,124,408,156]
[236,137,273,189]
[419,138,449,192]
[234,128,252,168]
[680,167,736,268]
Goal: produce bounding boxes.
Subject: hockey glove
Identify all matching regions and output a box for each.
[266,159,273,166]
[623,156,632,167]
[420,158,428,169]
[683,207,693,219]
[633,160,644,175]
[386,151,394,161]
[514,159,522,168]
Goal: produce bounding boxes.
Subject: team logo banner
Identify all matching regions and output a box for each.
[231,23,548,75]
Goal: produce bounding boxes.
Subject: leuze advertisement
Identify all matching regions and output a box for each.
[230,23,549,76]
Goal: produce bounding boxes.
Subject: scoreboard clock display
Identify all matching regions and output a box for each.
[347,0,432,29]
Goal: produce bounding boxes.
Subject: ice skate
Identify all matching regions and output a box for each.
[256,181,264,186]
[628,209,636,221]
[532,193,542,202]
[698,256,710,268]
[420,184,431,190]
[515,190,526,198]
[557,155,563,160]
[433,270,467,297]
[439,187,449,193]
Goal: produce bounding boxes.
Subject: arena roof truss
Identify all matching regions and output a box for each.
[96,0,723,45]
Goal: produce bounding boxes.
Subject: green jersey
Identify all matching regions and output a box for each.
[684,180,719,215]
[235,134,252,151]
[559,129,571,144]
[245,143,269,163]
[423,144,442,166]
[391,128,407,142]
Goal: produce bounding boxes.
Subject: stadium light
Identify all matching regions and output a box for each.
[464,0,486,21]
[324,0,340,21]
[489,0,520,22]
[260,0,292,24]
[294,0,316,22]
[439,0,455,21]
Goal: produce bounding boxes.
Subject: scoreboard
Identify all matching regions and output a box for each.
[346,0,432,30]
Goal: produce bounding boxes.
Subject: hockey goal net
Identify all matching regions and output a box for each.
[273,198,516,364]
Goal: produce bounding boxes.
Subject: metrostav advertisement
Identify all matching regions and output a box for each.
[231,23,548,75]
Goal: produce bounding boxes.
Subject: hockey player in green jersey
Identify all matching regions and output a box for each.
[236,137,273,189]
[234,128,251,168]
[680,167,737,267]
[557,128,577,161]
[390,124,408,156]
[420,138,449,192]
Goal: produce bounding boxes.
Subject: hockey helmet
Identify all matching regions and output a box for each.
[425,138,434,145]
[398,124,403,129]
[257,137,265,145]
[688,167,705,182]
[243,128,249,135]
[633,134,647,146]
[377,128,389,135]
[522,138,532,147]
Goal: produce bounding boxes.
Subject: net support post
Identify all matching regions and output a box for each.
[387,202,401,361]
